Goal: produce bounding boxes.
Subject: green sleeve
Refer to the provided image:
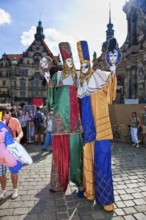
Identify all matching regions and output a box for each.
[48,73,57,110]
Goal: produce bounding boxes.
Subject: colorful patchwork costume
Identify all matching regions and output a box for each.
[48,42,83,192]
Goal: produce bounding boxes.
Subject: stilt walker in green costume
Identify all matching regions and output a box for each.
[40,42,83,194]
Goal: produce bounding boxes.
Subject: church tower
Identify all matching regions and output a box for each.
[34,20,45,40]
[102,4,115,52]
[93,4,118,71]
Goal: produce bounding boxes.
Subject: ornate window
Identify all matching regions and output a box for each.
[20,80,26,89]
[20,90,25,97]
[30,81,34,87]
[2,81,6,86]
[12,81,16,89]
[21,69,28,76]
[35,80,39,88]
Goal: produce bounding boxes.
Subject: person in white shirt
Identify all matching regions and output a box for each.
[18,109,27,145]
[42,112,52,152]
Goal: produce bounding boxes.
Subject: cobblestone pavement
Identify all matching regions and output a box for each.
[0,141,146,220]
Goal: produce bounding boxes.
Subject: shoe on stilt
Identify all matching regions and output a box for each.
[77,190,84,198]
[49,188,57,193]
[49,188,63,193]
[104,203,114,211]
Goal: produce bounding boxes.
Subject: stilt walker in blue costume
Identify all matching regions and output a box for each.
[77,40,118,211]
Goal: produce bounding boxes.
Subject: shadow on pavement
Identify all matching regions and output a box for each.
[23,185,114,220]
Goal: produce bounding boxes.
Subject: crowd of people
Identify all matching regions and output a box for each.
[1,105,52,147]
[7,106,33,145]
[0,105,52,200]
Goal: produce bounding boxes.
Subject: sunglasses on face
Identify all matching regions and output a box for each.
[5,111,10,114]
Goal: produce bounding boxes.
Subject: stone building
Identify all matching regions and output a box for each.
[0,21,62,106]
[93,0,146,103]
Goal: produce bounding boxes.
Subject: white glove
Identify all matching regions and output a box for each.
[110,64,116,74]
[44,71,50,83]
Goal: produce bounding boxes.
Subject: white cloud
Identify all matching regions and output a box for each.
[0,8,11,25]
[44,28,74,54]
[20,26,36,46]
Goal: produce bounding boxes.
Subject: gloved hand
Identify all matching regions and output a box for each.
[44,71,50,83]
[110,64,116,74]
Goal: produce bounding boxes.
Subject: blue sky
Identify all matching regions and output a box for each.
[0,0,127,68]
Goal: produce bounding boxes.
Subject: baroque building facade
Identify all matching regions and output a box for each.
[0,21,62,106]
[93,0,146,103]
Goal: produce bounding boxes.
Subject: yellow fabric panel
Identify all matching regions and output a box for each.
[83,142,95,200]
[103,74,117,104]
[111,74,117,101]
[90,90,113,140]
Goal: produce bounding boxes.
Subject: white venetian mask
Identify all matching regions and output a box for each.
[40,57,49,70]
[65,58,73,68]
[81,63,89,74]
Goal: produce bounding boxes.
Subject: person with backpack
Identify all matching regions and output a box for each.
[34,107,44,145]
